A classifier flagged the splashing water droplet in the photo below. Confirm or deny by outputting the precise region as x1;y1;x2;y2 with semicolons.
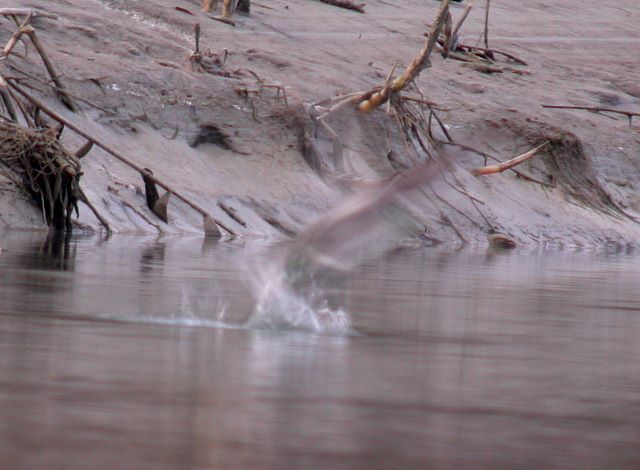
245;260;352;335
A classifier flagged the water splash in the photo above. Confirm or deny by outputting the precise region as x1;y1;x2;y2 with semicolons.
244;256;352;335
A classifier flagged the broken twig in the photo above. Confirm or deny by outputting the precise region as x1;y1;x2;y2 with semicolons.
0;8;59;20
472;141;549;176
542;104;639;125
357;0;451;112
319;0;366;14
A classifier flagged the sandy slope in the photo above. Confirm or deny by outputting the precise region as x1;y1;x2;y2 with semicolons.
0;0;638;245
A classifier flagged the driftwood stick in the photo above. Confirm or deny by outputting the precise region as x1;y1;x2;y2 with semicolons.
441;9;453;57
319;0;366;14
121;200;163;232
209;15;236;26
357;0;450;112
483;0;491;50
21;27;76;111
429;108;453;143
75;140;94;159
0;87;18;121
399;95;444;109
77;186;111;233
2;26;27;58
464;62;503;73
0;75;33;126
452;0;474;42
8;81;230;236
0;8;59;19
542;104;639;125
315;93;364;121
444;141;551;186
2;11;33;59
472;141;549;176
459;43;527;65
8;69;116;114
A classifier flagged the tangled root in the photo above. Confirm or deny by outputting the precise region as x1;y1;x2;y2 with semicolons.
0;119;81;230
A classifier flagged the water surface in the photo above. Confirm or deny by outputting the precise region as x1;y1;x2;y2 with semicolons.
0;231;639;469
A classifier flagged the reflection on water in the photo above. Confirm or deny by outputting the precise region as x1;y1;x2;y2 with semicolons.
0;230;640;469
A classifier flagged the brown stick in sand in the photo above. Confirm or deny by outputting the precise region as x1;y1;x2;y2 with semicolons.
471;141;549;176
542;104;639;125
77;186;111;233
483;0;491;50
319;0;366;14
5;16;76;111
0;8;59;20
356;0;451;112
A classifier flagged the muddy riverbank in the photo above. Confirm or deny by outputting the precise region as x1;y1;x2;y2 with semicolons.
0;0;638;246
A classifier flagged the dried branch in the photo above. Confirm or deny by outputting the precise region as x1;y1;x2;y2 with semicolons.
74;140;93;160
472;141;549;176
0;8;59;20
451;0;475;43
457;43;527;66
319;0;366;14
541;104;639;125
209;14;236;26
0;87;17;121
3;17;76;111
444;141;552;187
483;0;491;50
22;28;76;111
357;0;450;112
77;186;111;233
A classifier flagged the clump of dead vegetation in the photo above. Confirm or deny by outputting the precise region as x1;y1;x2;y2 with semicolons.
0;7;232;236
0;119;80;229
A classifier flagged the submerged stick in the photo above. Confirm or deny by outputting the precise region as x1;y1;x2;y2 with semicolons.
8;81;230;236
472;141;549;176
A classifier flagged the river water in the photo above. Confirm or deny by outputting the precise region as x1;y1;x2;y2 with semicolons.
0;230;639;469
